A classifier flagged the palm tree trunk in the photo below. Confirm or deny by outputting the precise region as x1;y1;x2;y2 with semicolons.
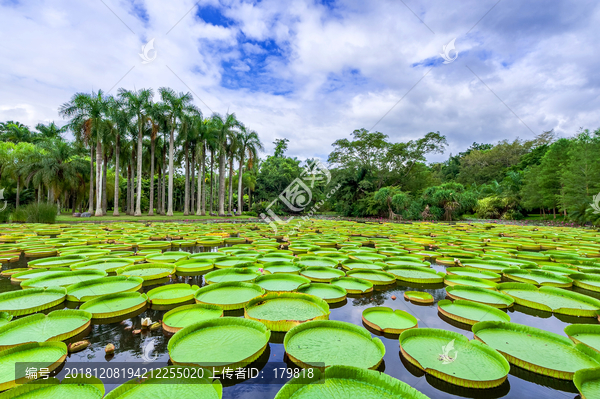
161;155;166;215
228;156;234;214
135;129;143;216
197;144;205;216
149;135;156;216
126;163;131;215
237;154;244;215
89;145;94;213
190;149;196;213
167;128;175;216
183;143;190;216
15;179;20;209
218;149;226;216
113;134;120;216
38;184;41;204
102;152;108;215
209;150;214;215
95;140;103;216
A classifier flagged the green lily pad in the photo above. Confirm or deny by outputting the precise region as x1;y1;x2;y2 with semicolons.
299;266;345;282
175;259;214;275
194;281;265;310
345;270;395;285
119;263;175;280
0;309;91;350
0;287;66;316
10;267;70;283
362;307;418;334
104;366;222;399
0;313;12;328
400;328;510;388
254;274;311;292
204;268;261;284
502;269;573;287
384;266;444;284
574;367;600;399
0;376;104;399
66;276;143;302
262;262;301;274
162;304;223;333
273;365;430;399
21;270;107;289
245;292;330;332
565;324;600;353
145;251;190;263
284;320;385;369
70;258;134;273
570;273;600;292
147;283;199;306
473;321;600;380
297;283;347;303
168;317;270;372
0;342;67;391
341;260;383;271
214;258;255;269
444;275;497;289
445;267;501;282
27;255;86;269
403;291;433;304
437;299;510;326
295;257;338;268
79;292;148;319
498;282;600;317
330;277;373;294
445;286;514;308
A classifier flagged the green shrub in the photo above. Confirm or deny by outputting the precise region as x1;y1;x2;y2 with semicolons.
11;202;57;223
0;204;12;223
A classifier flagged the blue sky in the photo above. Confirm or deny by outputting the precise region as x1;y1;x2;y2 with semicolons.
1;0;599;162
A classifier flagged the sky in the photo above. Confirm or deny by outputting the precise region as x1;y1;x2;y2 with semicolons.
1;0;599;163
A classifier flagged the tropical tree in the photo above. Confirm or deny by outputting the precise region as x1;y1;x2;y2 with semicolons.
146;102;168;216
236;126;263;215
211;113;240;216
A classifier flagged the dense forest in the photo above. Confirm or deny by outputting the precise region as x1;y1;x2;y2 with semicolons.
1;89;599;225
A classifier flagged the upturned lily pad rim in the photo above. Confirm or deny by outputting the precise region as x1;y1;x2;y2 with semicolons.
573;367;600;399
194;281;266;310
80;292;148;318
437;299;511;326
168;317;270;371
570;273;600;292
104;366;222;399
244;291;330;332
0;286;67;316
162;303;224;333
273;365;430;399
284;319;385;370
564;324;600;352
473;320;600;380
399;327;510;388
362;307;418;334
0;309;92;350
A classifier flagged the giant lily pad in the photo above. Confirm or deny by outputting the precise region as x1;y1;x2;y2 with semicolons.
168;317;270;372
330;277;373;294
27;255;86;269
299;266;345;282
79;292;148;319
284;320;385;369
145;251;190;263
204;268;261;284
70;258;134;273
214;258;255;269
445;267;501;282
21;270;107;289
565;324;600;353
66;276;143;302
175;259;214;275
245;292;330;331
473;321;600;379
297;283;347;303
147;283;198;306
194;281;265;310
0;342;67;391
119;263;175;281
362;307;418;334
384;266;444;284
104;366;222;399
498;282;600;317
0;287;66;316
502;268;573;288
0;313;12;328
262;262;302;274
570;273;600;292
403;291;433;304
10;267;70;283
295;257;338;268
445;286;514;309
1;376;104;399
443;275;497;289
0;309;91;350
345;270;395;285
400;328;509;388
341;260;384;271
437;299;510;326
162;304;223;333
273;365;430;399
574;367;600;399
254;274;311;292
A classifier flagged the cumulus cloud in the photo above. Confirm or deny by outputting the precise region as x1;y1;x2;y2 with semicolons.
1;0;599;163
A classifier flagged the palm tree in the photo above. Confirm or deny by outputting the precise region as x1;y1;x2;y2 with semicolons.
59;90;109;215
146;102;168;216
176;110;200;216
119;88;153;216
106;97;132;216
236;127;263;215
211;113;239;216
159;88;195;216
194;116;212;216
35;122;66;141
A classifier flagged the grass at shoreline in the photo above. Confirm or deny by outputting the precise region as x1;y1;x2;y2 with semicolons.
56;212;255;223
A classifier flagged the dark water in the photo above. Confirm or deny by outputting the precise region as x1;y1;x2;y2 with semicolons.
1;248;597;398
